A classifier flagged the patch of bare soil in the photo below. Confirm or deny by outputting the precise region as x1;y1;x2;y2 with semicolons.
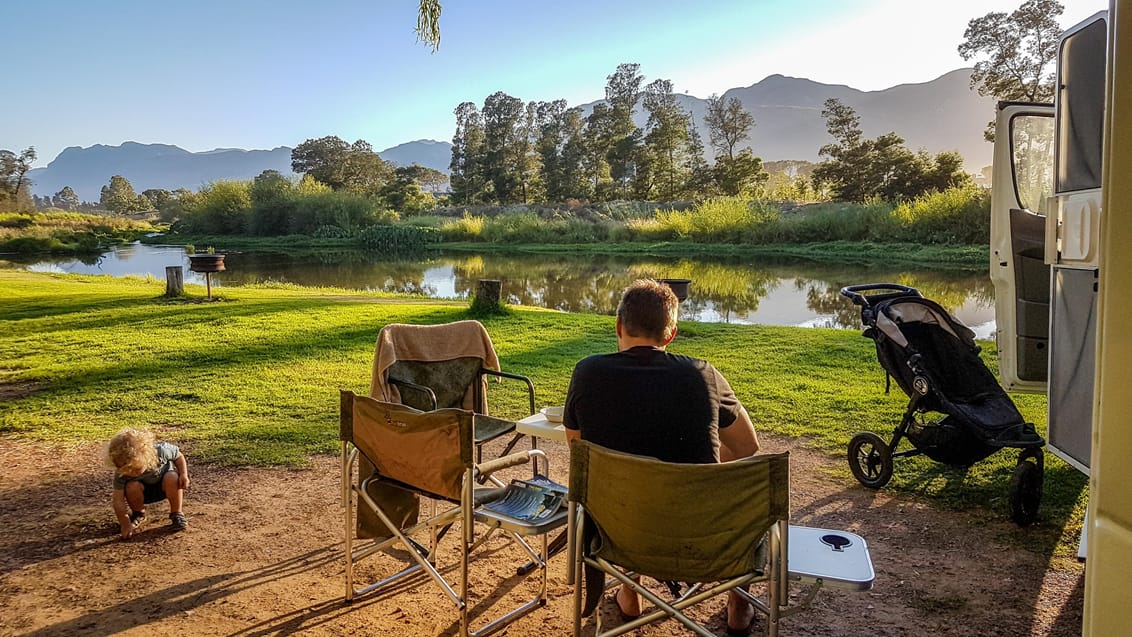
0;434;1083;637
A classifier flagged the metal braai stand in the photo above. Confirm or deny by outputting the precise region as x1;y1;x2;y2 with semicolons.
188;254;226;300
658;278;691;303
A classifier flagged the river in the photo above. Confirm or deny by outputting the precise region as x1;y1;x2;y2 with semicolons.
13;242;996;336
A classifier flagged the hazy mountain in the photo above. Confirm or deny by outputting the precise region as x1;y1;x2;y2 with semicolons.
579;68;994;171
377;139;452;173
29;69;995;200
28;140;453;201
28;143;295;202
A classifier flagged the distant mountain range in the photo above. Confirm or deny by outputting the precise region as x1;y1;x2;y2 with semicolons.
29;69;996;201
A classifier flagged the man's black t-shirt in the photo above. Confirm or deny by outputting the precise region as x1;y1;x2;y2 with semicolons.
563;345;742;464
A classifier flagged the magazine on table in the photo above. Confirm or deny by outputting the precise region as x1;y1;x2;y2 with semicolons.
481;476;567;523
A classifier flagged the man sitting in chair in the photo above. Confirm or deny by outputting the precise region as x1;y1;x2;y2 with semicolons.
564;278;762;635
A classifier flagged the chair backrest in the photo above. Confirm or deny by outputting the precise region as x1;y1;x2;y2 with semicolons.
569;440;789;583
371;320;501;411
343;391;474;502
387;358;484;410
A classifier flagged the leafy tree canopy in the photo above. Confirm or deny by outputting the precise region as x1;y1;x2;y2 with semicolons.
959;0;1062;103
813;99;971;202
99;175;147;214
0;147;36;210
291;136;395;194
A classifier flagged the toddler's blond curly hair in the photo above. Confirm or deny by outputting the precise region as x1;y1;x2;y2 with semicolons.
106;428;158;476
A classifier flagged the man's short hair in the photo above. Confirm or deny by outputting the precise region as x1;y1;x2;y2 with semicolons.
617;279;679;343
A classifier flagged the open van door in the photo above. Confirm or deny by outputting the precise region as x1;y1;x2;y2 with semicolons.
990;103;1055;394
991;13;1107;476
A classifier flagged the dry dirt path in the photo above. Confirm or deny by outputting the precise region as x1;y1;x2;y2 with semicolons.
0;435;1083;636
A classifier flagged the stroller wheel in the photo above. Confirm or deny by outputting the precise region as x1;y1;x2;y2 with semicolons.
1009;452;1044;526
848;432;893;489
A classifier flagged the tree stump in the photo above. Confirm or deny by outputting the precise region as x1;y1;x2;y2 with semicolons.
475;279;502;307
165;266;184;297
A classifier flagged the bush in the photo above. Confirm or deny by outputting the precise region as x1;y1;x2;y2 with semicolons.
355;225;440;251
894;186;990;244
312;225;352;238
773;200;896;243
180;181;252;235
439;213;486;241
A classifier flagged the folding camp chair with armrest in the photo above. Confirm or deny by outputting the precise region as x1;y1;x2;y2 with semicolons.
372;320;536;463
569;441;873;637
340;391;567;637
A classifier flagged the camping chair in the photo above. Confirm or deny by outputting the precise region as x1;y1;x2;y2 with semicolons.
340;391;567;637
371;320;536;464
570;441;793;637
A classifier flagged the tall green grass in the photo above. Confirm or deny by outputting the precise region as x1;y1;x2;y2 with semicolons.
0;210;162;254
428;187;990;248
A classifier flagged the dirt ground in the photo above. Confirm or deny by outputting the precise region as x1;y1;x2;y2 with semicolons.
0;434;1084;637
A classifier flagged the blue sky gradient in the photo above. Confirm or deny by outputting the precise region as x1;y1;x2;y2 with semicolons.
6;0;1104;166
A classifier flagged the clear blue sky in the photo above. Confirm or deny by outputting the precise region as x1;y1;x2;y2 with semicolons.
6;0;1104;167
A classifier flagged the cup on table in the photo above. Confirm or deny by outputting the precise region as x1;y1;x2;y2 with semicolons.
540;406;564;423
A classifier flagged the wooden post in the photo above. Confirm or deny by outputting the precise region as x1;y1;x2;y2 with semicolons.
475;279;502;307
165;266;184;297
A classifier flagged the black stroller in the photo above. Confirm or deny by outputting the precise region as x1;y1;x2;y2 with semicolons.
841;283;1046;526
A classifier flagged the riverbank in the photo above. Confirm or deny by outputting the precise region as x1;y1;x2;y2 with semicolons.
149;233;989;269
0;271;1084;561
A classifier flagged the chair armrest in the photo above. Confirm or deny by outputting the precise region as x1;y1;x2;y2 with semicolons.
479;369;536;415
475;449;548;478
388;378;438;410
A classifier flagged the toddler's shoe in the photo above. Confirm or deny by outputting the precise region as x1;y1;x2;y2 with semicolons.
129;510;146;529
169;512;188;530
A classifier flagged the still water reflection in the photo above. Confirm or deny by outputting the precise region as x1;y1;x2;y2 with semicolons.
15;243;996;335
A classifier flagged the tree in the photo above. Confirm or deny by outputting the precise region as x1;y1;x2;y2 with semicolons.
0;147;36;210
397;164;448;192
141;188;172;210
450;101;488;204
100;175;142;214
959;0;1063;139
704;95;755;161
380;166;436;213
959;0;1062;102
714;151;768;197
704;95;765;195
482;91;526;203
812;99;969;202
291;136;394;193
52;186;81;211
582;103;616;198
639;79;693;200
603;63;644;196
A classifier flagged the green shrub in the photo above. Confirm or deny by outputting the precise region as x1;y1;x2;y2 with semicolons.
439;213;486;241
775;200;896;243
355;225;440;251
894;186;990;244
312;225;352;239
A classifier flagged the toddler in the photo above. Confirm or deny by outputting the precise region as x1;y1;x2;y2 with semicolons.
106;428;190;539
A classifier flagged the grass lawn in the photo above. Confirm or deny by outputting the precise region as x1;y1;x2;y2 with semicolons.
0;270;1087;560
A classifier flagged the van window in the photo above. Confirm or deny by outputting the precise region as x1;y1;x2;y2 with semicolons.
1012;114;1055;213
1056;18;1106;192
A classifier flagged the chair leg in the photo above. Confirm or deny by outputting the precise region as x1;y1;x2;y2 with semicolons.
573;511;585;637
342;442;354;602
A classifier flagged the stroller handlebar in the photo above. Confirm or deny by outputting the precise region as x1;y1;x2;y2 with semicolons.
840;283;922;307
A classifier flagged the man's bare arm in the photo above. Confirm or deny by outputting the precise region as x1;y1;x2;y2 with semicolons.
719;407;759;461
